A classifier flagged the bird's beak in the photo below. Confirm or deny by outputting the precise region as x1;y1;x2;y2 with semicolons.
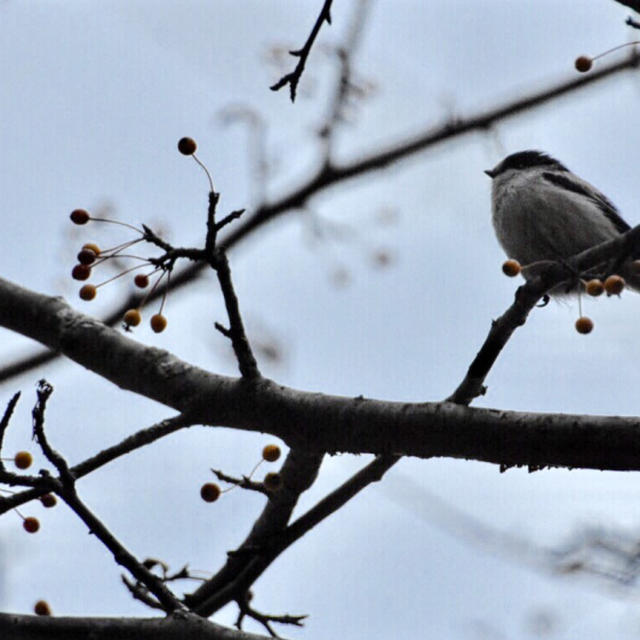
484;169;496;178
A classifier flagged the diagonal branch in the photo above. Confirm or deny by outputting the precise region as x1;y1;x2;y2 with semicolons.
270;0;333;101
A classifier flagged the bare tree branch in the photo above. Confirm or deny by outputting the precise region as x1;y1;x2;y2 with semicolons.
614;0;640;14
0;612;276;640
270;0;333;101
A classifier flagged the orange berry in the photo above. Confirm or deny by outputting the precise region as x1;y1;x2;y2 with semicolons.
263;472;282;491
200;483;221;502
178;137;197;155
262;444;281;462
40;493;57;508
33;600;51;616
575;316;594;335
70;209;90;225
134;274;149;288
150;314;167;333
14;451;32;469
604;274;625;296
77;248;97;265
585;279;604;296
123;309;142;327
79;284;97;301
23;517;40;533
82;243;101;256
575;56;593;73
502;259;521;277
71;264;91;281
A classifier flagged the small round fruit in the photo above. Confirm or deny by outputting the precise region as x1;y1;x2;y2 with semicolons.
200;483;221;503
134;274;149;288
77;248;97;265
82;243;101;255
604;274;625;296
263;472;282;491
123;309;142;327
502;259;521;277
79;284;97;301
585;279;604;297
71;264;91;281
40;494;57;508
575;56;593;73
150;314;167;333
23;517;40;533
631;260;640;275
33;600;51;616
70;209;90;225
262;444;281;462
14;451;32;469
575;316;594;335
178;137;197;155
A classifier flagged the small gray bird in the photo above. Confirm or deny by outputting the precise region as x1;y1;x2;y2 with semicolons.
485;150;635;291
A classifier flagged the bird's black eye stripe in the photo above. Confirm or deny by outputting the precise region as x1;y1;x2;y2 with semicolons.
542;172;630;233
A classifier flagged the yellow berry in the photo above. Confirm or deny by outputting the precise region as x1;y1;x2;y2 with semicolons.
79;284;97;301
70;209;90;225
262;444;281;462
23;516;40;533
178;137;197;155
604;274;625;296
575;56;593;73
502;259;521;277
14;451;32;469
200;483;221;502
585;279;604;297
575;316;594;334
82;243;101;256
33;600;51;616
150;314;167;333
263;472;282;491
123;309;142;327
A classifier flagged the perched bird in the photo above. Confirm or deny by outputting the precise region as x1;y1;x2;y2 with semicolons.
485;150;636;291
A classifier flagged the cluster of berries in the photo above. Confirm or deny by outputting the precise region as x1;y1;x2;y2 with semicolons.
502;259;631;335
200;444;283;503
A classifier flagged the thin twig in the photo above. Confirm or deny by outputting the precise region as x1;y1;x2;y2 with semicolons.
270;0;333;101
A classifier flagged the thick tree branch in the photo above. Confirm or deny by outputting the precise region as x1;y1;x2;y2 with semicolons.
0;612;275;640
1;228;640;472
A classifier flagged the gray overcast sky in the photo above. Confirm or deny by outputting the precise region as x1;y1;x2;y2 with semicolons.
1;1;640;638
